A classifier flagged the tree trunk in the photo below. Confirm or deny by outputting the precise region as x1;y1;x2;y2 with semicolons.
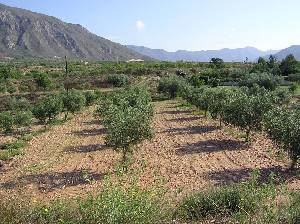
245;129;251;142
290;156;298;170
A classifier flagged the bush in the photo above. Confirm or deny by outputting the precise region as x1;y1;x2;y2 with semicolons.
239;73;282;91
188;74;205;87
176;172;277;222
5;97;32;112
158;74;187;98
61;90;86;120
286;73;300;82
0;177;167;224
33;94;63;124
107;74;129;87
0;112;14;133
14;111;33;128
264;107;300;169
289;83;298;93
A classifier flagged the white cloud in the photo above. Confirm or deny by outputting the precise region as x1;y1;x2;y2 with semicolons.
136;20;145;30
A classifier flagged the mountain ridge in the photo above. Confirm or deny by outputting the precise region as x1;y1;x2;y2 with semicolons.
127;45;279;62
0;3;150;61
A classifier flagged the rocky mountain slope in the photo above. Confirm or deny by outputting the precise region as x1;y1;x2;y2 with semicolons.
0;3;149;61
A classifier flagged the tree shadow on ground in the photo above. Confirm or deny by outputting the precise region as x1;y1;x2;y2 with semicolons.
71;128;106;137
159;110;193;115
0;170;106;192
163;125;218;135
176;139;247;155
205;166;299;186
83;120;102;126
167;116;204;123
65;144;108;153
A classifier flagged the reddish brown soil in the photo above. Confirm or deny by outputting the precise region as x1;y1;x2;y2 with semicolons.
0;100;298;201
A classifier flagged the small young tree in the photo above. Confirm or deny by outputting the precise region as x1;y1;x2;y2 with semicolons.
208;88;235;127
99;86;154;170
84;90;101;106
33;94;63;124
264;107;300;169
61;90;86;120
0;112;14;133
33;72;52;90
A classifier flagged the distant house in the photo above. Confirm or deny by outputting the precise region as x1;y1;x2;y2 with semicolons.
126;59;144;63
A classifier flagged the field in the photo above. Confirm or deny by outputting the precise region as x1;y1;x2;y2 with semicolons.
1;58;300;223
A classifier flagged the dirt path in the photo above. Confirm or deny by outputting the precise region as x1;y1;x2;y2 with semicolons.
0;100;298;201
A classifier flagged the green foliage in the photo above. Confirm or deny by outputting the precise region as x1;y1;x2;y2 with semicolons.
61;90;86;119
33;72;53;90
107;74;129;87
264;107;300;169
0;111;15;133
223;87;275;141
239;73;282;90
210;58;225;69
0;177;167;224
280;54;298;75
188;74;205;87
14;110;33;127
5;97;32;111
286;73;300;82
176;171;278;222
158;74;187;98
99;86;154;166
33;94;63;124
84;90;101;106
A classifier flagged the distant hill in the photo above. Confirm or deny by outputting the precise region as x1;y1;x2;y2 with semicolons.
0;3;150;61
127;45;279;62
273;45;300;60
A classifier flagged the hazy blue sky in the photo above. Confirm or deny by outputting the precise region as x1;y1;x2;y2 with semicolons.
1;0;299;51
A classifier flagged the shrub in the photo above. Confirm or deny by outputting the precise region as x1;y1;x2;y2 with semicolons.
0;112;14;133
289;83;298;93
107;74;129;87
61;90;86;120
158;74;187;98
5;97;32;112
239;73;282;91
176;171;277;222
33;94;63;124
14;111;33;127
286;73;300;82
264;107;300;169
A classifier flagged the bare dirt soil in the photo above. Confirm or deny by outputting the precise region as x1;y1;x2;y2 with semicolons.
0;100;299;201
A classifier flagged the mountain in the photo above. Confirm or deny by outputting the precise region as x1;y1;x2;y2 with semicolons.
0;3;150;61
127;45;279;62
273;45;300;60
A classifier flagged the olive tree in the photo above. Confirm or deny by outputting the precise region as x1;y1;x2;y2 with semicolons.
99;86;154;170
264;107;300;169
33;94;63;124
158;74;187;98
61;90;86;120
223;87;275;142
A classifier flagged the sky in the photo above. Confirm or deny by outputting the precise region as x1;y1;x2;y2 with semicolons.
1;0;300;51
